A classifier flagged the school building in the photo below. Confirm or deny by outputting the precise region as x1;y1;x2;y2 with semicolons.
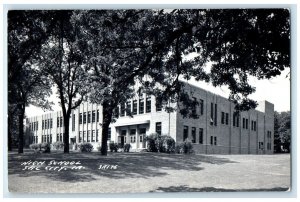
26;82;274;154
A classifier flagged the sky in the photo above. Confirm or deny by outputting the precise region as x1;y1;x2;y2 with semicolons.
25;68;291;118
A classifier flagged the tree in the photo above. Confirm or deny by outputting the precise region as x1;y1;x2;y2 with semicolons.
8;11;56;153
274;111;291;153
73;9;290;155
38;11;88;153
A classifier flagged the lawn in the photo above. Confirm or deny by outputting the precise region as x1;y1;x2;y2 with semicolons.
7;150;290;193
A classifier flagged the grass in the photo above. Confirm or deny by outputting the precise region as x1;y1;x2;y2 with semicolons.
7;149;290;193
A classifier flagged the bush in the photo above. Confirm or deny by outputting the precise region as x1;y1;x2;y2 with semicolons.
109;142;119;152
176;139;194;154
52;141;64;150
124;143;131;152
29;143;41;152
145;133;159;152
41;142;51;153
162;135;176;153
145;133;175;153
78;142;93;152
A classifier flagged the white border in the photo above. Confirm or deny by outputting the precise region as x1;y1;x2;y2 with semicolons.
1;1;298;201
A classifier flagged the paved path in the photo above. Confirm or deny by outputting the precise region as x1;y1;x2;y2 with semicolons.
7;152;290;193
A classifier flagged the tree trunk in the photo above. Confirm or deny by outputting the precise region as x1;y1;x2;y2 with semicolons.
100;101;113;156
18;104;25;154
63;114;70;153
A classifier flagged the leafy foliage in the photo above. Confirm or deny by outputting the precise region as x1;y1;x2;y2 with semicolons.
145;133;175;153
78;142;93;152
52;141;65;150
175;139;194;154
274;111;291;153
109;142;119;152
124;143;131;152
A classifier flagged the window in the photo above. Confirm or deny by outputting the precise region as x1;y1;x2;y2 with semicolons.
221;112;225;124
139;94;144;114
60;133;63;142
192;97;197;115
199;99;204;115
214;137;217;145
57;117;59;127
225;113;229;125
246;119;248;129
243;118;245;129
146;95;151;113
87;130;90;142
210;103;214;125
72;114;75;131
108;128;111;140
214;104;217;126
47;135;49;143
120;103;125;117
42;120;44;129
156;98;162;112
130;129;136;143
199;128;203;144
79;113;82;124
133;100;137;115
60;117;63;127
191;127;196;143
96;130;99;142
36;121;38;130
79;131;82;143
92;130;95;142
92;110;96;122
83;131;86;142
88;111;91;123
50;118;52;128
50;134;52;143
126;101;132;115
45;120;48;129
57;134;59;142
259;142;264;150
156;122;162;135
183;126;189;141
83;112;86;124
97;110;99;122
210;136;213;145
139;135;143;143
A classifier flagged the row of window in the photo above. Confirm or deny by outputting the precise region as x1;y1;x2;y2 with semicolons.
79;110;100;124
29;121;38;131
42;119;53;129
183;126;204;144
57;117;63;127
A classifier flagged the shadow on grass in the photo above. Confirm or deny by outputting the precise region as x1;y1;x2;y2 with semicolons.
150;185;290;192
8;149;237;183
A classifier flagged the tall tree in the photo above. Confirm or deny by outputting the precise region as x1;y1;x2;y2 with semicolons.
38;11;88;153
74;9;290;155
8;11;55;153
274;111;291;153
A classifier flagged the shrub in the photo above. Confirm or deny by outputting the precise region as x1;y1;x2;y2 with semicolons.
52;141;64;150
109;142;119;152
78;142;93;152
41;142;51;153
124;143;131;152
162;135;176;153
145;133;175;153
145;133;159;152
181;138;194;154
29;143;41;152
175;144;183;154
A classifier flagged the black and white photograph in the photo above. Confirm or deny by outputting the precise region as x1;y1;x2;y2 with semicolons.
5;6;292;196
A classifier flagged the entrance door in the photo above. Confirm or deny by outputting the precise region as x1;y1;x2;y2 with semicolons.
120;130;126;147
139;128;146;148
